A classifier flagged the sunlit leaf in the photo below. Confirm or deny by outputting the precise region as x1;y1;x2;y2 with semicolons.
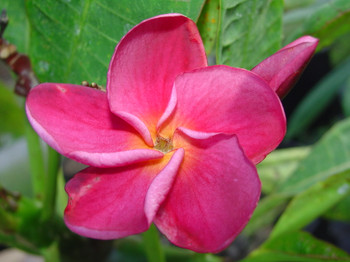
216;0;283;69
26;0;205;85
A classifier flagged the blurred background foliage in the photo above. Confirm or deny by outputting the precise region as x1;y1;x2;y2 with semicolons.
0;0;350;261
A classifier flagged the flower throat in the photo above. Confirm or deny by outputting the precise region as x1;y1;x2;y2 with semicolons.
154;136;173;153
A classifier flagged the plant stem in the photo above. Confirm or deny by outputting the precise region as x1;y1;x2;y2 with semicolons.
41;241;61;262
142;224;166;262
25;120;45;200
41;147;61;222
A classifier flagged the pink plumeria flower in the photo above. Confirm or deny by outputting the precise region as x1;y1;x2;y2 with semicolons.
26;14;316;253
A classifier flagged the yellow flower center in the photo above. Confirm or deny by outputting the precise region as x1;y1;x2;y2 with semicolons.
154;136;173;153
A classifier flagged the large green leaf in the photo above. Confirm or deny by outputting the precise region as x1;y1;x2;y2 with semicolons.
26;0;205;85
285;0;350;50
279;118;350;195
271;171;350;238
286;57;350;139
242;231;350;262
2;0;29;53
216;0;283;69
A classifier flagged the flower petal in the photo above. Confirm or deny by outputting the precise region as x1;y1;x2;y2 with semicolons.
144;148;184;224
252;36;318;98
154;129;261;253
26;83;163;167
64;150;181;239
107;14;207;140
159;65;286;164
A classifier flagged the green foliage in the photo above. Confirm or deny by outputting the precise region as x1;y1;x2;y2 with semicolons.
257;147;310;194
286;58;350;139
0;82;25;140
1;0;29;53
242;231;350;262
330;33;350;65
244;193;288;236
197;0;220;56
342;78;350;117
216;0;283;69
280;118;350;195
25;0;205;85
285;0;350;50
272;171;350;238
324;194;350;222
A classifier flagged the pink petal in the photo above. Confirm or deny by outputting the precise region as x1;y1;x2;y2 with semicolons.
107;14;207;140
252;36;318;98
64;150;183;239
144;148;184;223
159;66;286;164
26;83;163;167
154;129;261;253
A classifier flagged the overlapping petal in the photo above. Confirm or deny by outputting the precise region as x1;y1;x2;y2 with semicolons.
26;83;163;167
107;14;207;142
64;150;183;239
252;36;318;98
154;129;261;253
158;66;286;164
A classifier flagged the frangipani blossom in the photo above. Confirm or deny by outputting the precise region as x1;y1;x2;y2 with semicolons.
25;14;315;253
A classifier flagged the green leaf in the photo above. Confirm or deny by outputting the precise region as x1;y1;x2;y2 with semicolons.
243;194;288;236
242;231;350;262
284;0;315;11
286;57;350;139
26;0;205;85
285;0;350;50
216;0;283;69
0;195;42;254
283;1;320;39
324;194;350;222
197;0;221;56
342;78;350;117
0;82;25;140
2;0;29;53
257;146;310;194
329;33;350;65
279;118;350;195
271;171;350;238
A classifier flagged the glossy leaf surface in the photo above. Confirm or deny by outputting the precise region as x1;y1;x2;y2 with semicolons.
26;0;205;84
